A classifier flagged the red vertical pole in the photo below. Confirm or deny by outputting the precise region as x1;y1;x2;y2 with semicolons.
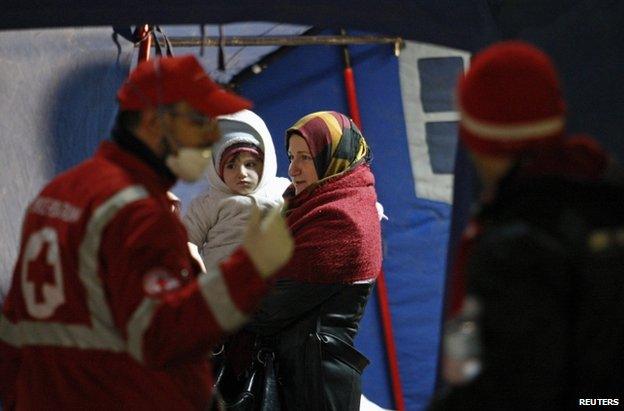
136;25;152;63
343;67;362;128
375;270;406;411
341;31;406;411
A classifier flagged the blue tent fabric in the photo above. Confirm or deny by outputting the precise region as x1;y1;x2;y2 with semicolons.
0;28;133;302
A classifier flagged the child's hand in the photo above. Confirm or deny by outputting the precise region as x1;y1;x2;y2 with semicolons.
242;205;293;278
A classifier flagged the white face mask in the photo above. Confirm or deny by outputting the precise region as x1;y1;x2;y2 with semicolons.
165;147;213;182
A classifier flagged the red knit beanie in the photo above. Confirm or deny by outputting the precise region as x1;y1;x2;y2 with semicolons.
218;143;263;177
458;41;566;157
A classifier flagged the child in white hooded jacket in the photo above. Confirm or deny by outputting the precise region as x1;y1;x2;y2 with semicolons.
184;110;290;269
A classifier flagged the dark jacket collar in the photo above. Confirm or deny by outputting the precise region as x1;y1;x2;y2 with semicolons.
111;124;177;185
98;126;177;193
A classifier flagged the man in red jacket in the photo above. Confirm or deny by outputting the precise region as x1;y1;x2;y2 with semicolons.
0;55;293;410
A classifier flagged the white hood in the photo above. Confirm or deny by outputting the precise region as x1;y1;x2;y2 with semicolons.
205;109;281;196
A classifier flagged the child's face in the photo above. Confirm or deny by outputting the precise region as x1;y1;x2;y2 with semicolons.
222;152;263;195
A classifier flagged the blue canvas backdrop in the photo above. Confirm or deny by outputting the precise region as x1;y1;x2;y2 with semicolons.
0;27;134;301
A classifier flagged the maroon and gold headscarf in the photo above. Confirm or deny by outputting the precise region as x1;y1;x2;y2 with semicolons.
286;111;370;180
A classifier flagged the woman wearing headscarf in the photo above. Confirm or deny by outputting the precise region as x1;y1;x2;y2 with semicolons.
220;111;382;410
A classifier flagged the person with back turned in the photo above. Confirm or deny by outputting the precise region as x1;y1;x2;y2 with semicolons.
431;41;624;410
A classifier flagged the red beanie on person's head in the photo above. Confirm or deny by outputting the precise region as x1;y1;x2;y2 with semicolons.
457;41;566;157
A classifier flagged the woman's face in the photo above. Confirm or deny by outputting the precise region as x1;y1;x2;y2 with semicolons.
288;134;319;194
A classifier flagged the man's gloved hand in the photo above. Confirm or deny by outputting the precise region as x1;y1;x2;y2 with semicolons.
242;205;294;278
